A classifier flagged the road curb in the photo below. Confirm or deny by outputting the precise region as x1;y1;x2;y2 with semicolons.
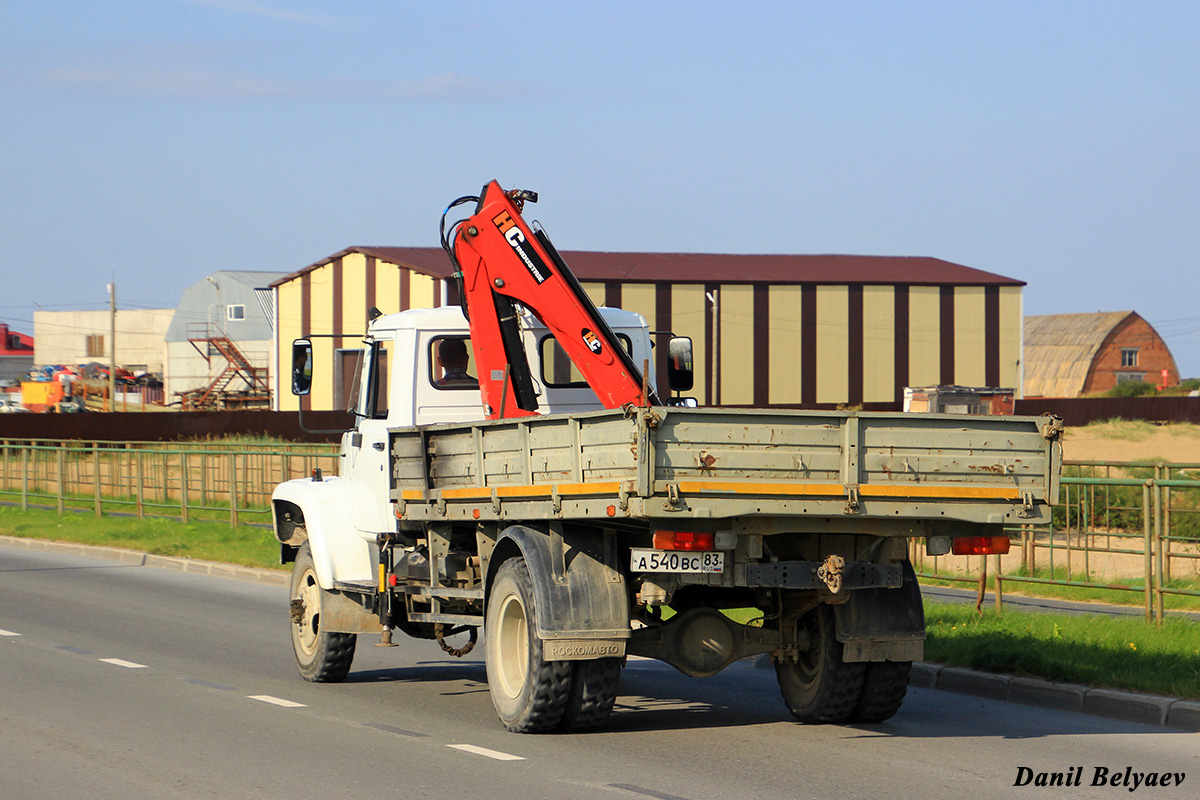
5;534;1197;731
0;535;289;586
921;664;1199;732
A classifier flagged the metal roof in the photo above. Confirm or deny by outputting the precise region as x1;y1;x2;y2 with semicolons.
269;246;1024;288
1022;311;1135;397
166;270;290;342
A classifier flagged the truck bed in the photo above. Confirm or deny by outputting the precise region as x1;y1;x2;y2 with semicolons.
390;407;1062;527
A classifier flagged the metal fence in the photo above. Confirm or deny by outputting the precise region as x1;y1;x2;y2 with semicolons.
0;439;339;527
911;460;1200;625
3;439;1198;624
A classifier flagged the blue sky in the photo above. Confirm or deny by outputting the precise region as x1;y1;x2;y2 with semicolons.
3;1;1199;378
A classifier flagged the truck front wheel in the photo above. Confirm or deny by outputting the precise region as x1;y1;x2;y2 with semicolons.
289;542;356;682
485;557;571;732
775;605;865;723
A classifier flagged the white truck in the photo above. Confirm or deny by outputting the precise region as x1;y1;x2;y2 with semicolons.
272;182;1063;732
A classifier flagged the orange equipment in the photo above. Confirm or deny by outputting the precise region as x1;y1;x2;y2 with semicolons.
442;180;659;419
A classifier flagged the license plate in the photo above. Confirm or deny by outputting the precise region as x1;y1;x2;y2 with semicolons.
629;549;724;574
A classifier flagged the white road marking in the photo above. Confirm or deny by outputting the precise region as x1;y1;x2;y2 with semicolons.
247;695;306;708
446;744;525;761
0;629;20;636
99;658;148;669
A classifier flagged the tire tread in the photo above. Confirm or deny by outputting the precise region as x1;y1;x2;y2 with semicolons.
851;660;911;723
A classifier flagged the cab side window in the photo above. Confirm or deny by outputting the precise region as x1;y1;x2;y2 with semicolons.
429;336;478;390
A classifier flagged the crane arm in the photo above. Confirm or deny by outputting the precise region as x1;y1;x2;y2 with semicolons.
444;180;658;419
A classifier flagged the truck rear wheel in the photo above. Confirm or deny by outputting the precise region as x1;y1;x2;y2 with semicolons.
775;605;865;723
851;660;912;723
290;543;356;682
561;658;622;730
485;557;571;732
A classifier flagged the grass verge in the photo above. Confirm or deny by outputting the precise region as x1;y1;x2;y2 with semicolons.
0;505;282;571
924;602;1200;700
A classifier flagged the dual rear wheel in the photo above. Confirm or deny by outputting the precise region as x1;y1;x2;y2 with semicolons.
775;605;912;725
485;556;622;732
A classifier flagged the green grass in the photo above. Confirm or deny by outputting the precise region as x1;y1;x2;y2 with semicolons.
923;602;1200;700
0;505;283;571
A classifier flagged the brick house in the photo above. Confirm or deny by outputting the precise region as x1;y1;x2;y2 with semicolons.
1023;311;1180;397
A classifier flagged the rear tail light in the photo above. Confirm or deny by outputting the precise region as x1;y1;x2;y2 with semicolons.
652;531;714;551
951;536;1011;556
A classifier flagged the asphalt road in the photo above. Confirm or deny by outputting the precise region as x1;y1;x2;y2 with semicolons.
2;544;1197;800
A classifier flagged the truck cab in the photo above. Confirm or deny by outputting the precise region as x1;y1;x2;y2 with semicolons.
277;303;656;584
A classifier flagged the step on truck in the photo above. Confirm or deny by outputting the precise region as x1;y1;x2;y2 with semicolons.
273;181;1063;732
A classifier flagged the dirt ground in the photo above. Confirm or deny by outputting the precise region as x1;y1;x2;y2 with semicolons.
1062;421;1200;464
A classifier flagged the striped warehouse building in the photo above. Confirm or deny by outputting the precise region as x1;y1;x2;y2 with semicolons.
270;247;1024;412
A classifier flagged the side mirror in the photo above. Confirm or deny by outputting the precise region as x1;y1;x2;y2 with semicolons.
291;339;313;396
666;336;694;392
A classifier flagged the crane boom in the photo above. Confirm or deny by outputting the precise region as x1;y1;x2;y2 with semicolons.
446;180;659;419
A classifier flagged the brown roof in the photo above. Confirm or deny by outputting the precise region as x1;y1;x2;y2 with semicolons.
270;246;1024;288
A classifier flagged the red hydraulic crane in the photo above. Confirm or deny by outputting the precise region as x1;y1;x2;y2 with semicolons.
442;180;661;419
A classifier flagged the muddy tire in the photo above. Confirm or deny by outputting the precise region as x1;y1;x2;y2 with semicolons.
289;543;356;682
561;658;622;731
775;605;865;723
851;660;912;723
485;557;571;732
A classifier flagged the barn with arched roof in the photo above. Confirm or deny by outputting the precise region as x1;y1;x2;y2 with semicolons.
1023;311;1180;397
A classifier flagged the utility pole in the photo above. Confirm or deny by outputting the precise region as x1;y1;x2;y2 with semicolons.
107;281;116;411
